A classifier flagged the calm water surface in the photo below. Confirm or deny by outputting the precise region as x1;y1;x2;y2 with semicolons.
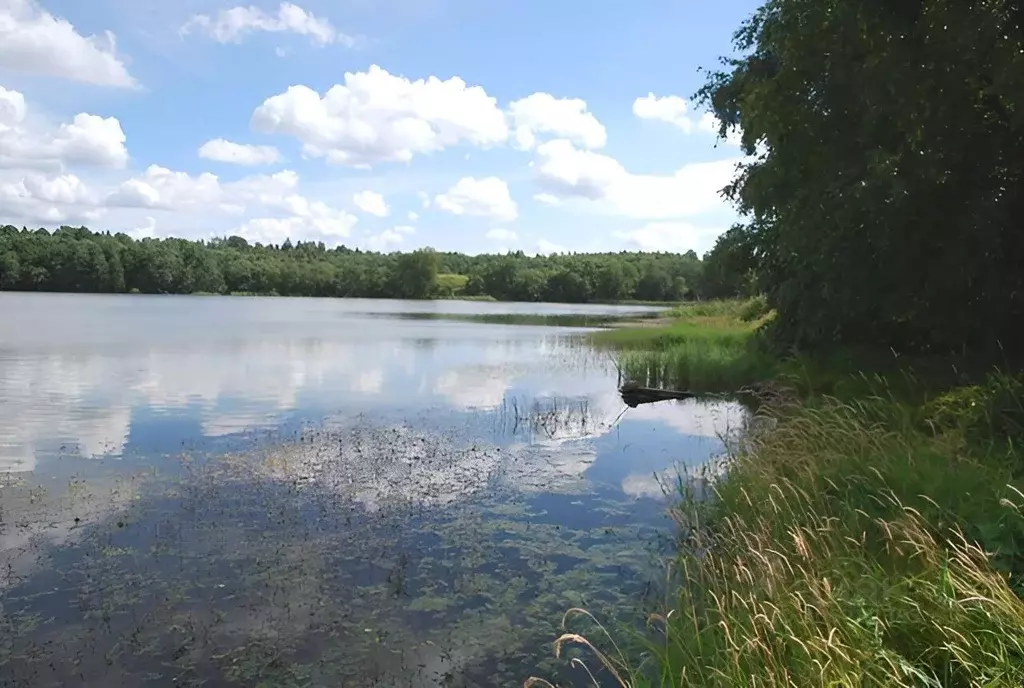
0;293;744;687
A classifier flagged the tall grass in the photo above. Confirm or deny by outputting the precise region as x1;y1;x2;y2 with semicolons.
651;394;1024;686
616;339;775;394
594;297;776;394
667;298;766;321
535;387;1024;686
539;297;1024;686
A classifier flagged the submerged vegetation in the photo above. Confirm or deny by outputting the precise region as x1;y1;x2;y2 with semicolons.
0;412;680;686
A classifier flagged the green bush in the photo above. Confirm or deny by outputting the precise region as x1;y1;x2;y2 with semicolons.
737;294;770;322
926;373;1024;448
434;273;469;298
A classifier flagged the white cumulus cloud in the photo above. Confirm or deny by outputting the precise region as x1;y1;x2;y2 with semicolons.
0;85;26;129
633;93;740;146
434;176;517;221
508;92;606;150
0;172;97;223
182;2;352;47
533;139;624;201
533;138;740;220
199;138;281;166
353;190;389;217
131;216;157;238
485;228;517;242
52;113;128;167
237;210;356;246
536;239;568;255
365;225;413;252
108;165;222;209
0;0;137;87
251;65;509;167
0;86;128;170
0;140;360;246
107;167;309;215
2;172;92;204
613;221;726;255
234;178;358;246
633;93;695;131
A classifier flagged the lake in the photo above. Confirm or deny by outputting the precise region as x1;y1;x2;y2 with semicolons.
0;293;745;687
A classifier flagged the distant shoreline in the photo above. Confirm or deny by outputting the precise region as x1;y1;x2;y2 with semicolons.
0;288;678;310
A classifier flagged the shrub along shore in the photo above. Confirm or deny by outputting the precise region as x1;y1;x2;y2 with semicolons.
534;300;1024;686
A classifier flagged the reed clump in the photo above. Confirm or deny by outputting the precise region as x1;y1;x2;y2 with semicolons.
594;298;777;394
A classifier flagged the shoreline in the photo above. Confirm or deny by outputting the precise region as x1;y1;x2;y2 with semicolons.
550;298;1024;685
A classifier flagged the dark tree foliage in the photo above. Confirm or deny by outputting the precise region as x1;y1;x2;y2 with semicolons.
701;225;758;300
391;249;441;299
0;225;709;303
698;0;1024;353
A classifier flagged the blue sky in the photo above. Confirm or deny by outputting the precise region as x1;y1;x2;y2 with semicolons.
0;0;757;255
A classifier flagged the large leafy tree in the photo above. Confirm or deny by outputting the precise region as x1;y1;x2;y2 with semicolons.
699;225;758;300
699;0;1024;353
391;249;440;299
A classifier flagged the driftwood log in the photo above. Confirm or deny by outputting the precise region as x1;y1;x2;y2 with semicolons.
619;382;696;408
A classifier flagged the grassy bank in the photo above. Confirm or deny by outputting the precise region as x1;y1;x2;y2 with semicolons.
550;300;1024;686
594;298;777;394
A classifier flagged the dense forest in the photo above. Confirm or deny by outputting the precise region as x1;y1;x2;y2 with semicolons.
697;0;1024;355
0;224;746;303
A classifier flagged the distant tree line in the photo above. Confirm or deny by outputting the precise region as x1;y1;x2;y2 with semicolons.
0;224;746;303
